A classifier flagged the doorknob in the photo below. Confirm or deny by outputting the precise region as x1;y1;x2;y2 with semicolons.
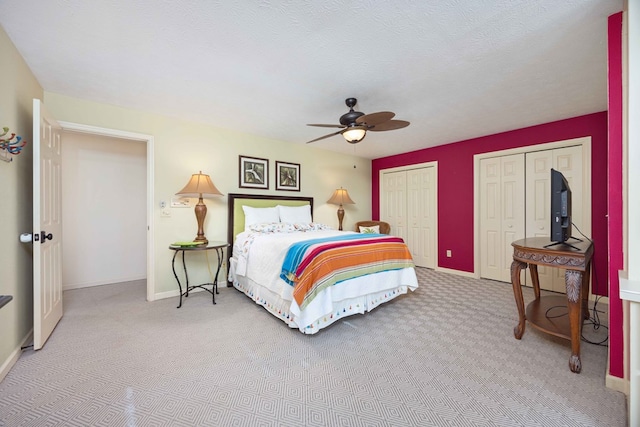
32;231;53;243
19;233;32;243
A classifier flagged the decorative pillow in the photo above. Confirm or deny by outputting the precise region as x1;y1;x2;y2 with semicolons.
359;225;380;234
307;222;332;231
248;222;296;233
277;204;312;224
290;222;332;231
247;222;332;233
242;206;280;230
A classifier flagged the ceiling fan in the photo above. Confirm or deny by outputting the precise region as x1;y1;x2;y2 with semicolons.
306;98;410;144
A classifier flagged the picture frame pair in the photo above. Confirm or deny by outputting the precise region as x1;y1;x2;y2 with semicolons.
239;155;300;192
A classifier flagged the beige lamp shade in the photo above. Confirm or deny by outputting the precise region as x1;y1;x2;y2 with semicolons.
327;187;355;231
176;171;223;243
176;171;223;197
327;187;355;206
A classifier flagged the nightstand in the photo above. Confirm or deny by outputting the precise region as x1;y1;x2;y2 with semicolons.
169;241;230;308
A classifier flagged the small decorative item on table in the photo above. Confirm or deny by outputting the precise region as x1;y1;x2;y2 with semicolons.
170;241;207;248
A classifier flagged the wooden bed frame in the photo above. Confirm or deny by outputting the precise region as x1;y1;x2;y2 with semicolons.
226;193;314;284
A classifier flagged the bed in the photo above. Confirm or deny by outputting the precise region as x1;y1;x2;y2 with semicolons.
226;193;419;334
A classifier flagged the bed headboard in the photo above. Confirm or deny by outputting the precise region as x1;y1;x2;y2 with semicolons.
226;192;314;250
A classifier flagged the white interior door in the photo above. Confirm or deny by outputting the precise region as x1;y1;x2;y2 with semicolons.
381;171;407;242
407;167;436;268
479;154;525;282
550;145;585;292
500;155;526;281
525;150;555;288
525;145;584;293
33;99;63;350
480;157;502;281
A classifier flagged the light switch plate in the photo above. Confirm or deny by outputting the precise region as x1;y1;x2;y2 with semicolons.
171;197;192;208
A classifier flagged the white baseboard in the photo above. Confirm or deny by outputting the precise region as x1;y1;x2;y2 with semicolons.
63;275;146;291
154;289;180;301
606;373;629;395
0;330;32;383
435;266;477;279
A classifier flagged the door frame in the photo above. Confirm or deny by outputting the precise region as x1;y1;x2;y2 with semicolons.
58;121;156;301
473;136;592;279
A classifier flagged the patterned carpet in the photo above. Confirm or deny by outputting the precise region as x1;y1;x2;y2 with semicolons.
0;268;627;426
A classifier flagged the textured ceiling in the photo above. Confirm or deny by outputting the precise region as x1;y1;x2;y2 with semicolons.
0;0;622;159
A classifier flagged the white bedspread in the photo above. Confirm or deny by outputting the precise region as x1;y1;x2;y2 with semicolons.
229;229;419;333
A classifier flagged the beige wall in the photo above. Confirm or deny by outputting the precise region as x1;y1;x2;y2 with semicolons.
0;26;43;379
43;92;372;297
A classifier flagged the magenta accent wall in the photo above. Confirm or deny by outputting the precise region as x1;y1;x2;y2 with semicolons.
372;112;609;296
607;11;624;380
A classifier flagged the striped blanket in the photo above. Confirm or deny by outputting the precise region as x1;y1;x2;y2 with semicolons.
280;234;415;310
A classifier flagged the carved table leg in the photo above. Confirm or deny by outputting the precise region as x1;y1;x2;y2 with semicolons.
566;269;583;373
581;262;592;320
530;264;540;300
511;260;528;339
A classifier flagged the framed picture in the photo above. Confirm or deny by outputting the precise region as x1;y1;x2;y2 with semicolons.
276;161;300;192
239;156;269;189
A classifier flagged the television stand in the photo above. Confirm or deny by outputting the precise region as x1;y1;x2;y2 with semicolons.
543;236;583;251
510;237;593;373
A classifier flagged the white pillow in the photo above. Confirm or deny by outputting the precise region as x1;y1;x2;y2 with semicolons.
359;225;380;234
277;204;312;224
242;206;280;230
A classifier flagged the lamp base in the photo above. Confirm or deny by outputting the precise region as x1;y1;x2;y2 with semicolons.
337;206;345;231
194;197;208;244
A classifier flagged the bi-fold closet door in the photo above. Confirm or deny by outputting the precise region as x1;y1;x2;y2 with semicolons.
479;145;585;293
524;145;585;293
381;166;436;269
479;154;526;283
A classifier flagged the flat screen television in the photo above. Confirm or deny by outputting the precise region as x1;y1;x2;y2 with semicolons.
550;168;572;243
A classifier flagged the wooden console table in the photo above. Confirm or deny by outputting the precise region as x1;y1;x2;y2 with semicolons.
510;237;593;373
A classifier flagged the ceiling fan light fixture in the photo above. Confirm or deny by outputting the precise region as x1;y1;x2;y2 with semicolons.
305;97;409;145
343;126;366;144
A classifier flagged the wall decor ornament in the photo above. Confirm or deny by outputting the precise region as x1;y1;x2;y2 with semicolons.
276;161;300;191
0;126;27;162
239;155;269;189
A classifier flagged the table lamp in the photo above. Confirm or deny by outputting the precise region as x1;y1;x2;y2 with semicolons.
176;171;223;244
327;187;355;231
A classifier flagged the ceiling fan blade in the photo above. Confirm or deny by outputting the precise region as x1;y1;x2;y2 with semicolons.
356;111;395;126
305;129;345;144
369;120;410;131
307;123;346;128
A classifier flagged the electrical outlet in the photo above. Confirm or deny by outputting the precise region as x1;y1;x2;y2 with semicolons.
446;250;452;258
161;208;171;218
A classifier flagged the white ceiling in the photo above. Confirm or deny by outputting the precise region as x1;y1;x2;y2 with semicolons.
0;0;623;159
